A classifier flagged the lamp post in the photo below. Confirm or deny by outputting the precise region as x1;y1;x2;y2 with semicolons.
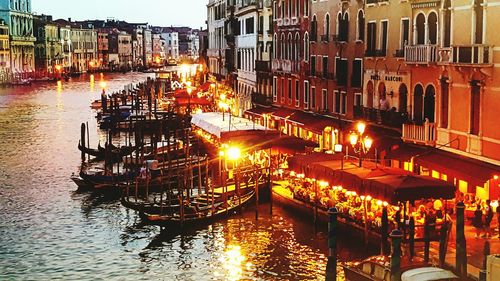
349;122;373;167
187;86;192;114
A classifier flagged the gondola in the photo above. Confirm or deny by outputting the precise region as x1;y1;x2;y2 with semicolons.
71;169;137;189
139;190;255;227
78;141;142;160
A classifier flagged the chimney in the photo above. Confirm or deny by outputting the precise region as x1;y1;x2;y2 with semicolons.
68;17;71;22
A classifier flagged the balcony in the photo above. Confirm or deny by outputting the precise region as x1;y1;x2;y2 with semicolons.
402;121;436;146
451;45;492;65
354;106;408;129
404;45;438;64
255;60;270;72
437;47;452;64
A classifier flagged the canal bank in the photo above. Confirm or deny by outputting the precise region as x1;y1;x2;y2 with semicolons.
0;73;373;280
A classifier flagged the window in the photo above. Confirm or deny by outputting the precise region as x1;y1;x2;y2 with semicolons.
304;32;309;61
428;12;438;44
322;89;328;111
311;15;317;42
273;1;278;20
380;21;388;55
470;81;481;135
474;0;484;44
335;58;348;86
441;79;449;128
310;55;316;76
304;0;309;17
443;0;451;47
339;13;349;41
288;79;292;100
311;86;316;109
401;19;410;49
415;13;425;44
356;10;365;42
341;92;347;115
322;56;328;78
246;17;255;34
324;14;330;38
351;59;362;88
304;80;310;109
295;79;300;107
273;33;278;59
273;76;277;102
258;16;264;34
334;91;340;113
367;22;377;53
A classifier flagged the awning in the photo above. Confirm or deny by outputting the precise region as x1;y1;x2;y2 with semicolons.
244;106;278;117
288;111;339;134
287;154;455;203
191;112;267;138
175;97;211;106
271;107;297;120
220;130;318;154
385;143;500;187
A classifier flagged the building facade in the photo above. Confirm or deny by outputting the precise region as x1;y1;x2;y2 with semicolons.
0;0;35;74
0;22;9;81
207;0;228;79
118;31;132;68
162;31;179;61
33;15;62;75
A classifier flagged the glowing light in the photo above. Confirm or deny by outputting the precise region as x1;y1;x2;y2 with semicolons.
220;93;226;101
99;81;107;89
360;195;365;200
226;146;241;161
494;175;499;180
334;143;343;153
290;171;296;177
356;122;366;135
383;201;388;207
319;181;329;188
219;150;225;157
364;137;373;150
377;200;383;206
349;132;358;146
366;195;372;201
55;64;62;71
89;61;94;67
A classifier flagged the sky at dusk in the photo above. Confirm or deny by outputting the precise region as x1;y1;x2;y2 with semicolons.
32;0;207;28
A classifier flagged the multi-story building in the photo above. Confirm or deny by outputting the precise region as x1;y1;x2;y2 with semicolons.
162;30;179;61
70;24;97;73
143;28;153;67
54;20;72;73
33;15;62;75
253;0;273;109
0;21;9;81
118;31;132;68
152;32;162;65
97;31;109;70
309;0;364;126
130;26;144;68
362;0;411;129
233;0;259;116
207;0;228;79
0;0;35;74
361;0;500;200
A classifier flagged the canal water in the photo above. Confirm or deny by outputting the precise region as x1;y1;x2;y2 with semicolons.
0;73;374;280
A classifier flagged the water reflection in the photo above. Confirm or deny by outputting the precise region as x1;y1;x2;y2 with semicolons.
0;73;372;280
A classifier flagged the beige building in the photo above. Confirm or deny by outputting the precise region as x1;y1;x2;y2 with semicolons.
0;22;9;81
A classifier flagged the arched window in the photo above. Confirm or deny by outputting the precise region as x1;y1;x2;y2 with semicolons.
357;10;365;41
273;33;278;59
428;12;438;44
287;33;292;60
324;14;330;38
294;32;300;61
311;15;317;42
304;32;309;62
415;13;425;44
340;13;349;42
280;33;285;59
413;84;424;122
424;85;436;122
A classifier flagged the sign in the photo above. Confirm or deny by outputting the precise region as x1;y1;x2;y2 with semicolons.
370;74;404;82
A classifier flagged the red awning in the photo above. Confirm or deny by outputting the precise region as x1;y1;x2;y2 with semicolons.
288;111;339;134
271;107;296;119
175;97;211;106
244;106;278;117
385;143;500;187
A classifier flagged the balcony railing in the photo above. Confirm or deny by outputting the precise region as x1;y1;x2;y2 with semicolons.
354;106;408;129
404;44;438;64
451;44;492;65
271;59;281;71
402;120;436;146
437;47;452;63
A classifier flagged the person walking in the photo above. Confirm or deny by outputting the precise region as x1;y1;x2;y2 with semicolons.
473;205;483;238
484;200;494;238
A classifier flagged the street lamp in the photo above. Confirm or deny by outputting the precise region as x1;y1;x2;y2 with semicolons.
349;121;373;167
187;86;192;114
219;100;229;121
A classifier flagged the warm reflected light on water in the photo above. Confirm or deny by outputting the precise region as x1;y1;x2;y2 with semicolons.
220;245;247;281
56;80;63;94
90;74;95;92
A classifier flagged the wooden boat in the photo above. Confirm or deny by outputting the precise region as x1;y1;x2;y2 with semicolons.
78;141;142;160
343;255;458;281
71;169;136;189
139;190;255;227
